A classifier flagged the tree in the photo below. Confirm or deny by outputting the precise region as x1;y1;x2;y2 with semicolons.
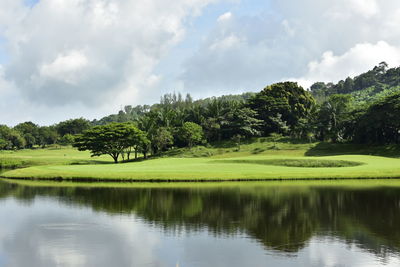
248;82;315;135
58;134;75;146
231;134;243;151
38;126;58;147
121;127;149;160
353;92;400;144
0;125;12;150
56;118;91;136
14;121;40;148
316;94;352;142
221;107;262;139
74;123;148;163
152;127;174;154
0;125;26;150
8;131;26;149
0;138;7;150
180;122;203;148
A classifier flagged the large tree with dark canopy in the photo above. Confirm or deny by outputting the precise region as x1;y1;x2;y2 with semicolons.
248;82;315;135
74;123;149;163
353;92;400;144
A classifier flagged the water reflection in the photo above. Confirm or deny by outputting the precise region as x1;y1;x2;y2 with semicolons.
0;180;400;267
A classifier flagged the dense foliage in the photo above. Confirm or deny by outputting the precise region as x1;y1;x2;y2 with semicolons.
2;63;400;160
73;123;148;163
248;82;315;135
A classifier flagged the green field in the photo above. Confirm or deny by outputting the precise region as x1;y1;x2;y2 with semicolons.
1;140;400;182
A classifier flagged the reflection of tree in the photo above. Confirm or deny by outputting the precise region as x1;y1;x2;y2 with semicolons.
0;181;400;256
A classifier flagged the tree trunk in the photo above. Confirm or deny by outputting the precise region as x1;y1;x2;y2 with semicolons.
110;153;119;163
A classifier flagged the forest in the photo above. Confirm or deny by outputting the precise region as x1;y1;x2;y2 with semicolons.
1;62;400;161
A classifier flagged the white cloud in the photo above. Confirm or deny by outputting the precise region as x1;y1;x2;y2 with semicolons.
217;12;232;23
348;0;379;18
327;0;379;20
181;0;400;95
39;50;88;85
209;34;243;51
294;41;400;88
0;0;219;125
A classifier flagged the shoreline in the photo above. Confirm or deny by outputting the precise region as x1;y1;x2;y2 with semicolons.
2;175;400;183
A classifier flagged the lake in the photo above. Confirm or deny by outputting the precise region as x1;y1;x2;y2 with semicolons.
0;179;399;267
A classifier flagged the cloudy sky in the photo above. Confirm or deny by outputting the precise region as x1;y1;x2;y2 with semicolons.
1;0;400;126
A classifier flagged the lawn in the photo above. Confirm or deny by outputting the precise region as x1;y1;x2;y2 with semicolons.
2;154;400;181
1;141;400;182
0;146;109;167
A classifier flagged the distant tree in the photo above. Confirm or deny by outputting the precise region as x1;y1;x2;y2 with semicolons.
0;125;12;150
152;127;174;154
8;131;26;149
316;94;352;142
0;125;26;150
56;118;91;136
202;117;221;142
269;113;290;136
180;122;204;148
0;138;7;150
353;92;400;144
14;121;40;148
342;77;354;94
38;126;58;147
57;134;75;146
221;107;262;139
23;133;36;148
231;134;243;151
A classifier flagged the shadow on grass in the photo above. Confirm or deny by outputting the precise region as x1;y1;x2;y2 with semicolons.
70;156;157;165
305;142;400;158
210;158;364;168
69;160;114;165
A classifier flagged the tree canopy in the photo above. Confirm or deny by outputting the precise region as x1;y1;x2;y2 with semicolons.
74;123;149;163
248;82;315;135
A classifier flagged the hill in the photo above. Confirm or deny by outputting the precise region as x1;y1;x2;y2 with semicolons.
310;62;400;104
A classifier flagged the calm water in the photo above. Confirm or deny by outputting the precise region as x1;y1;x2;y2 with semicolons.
0;179;400;267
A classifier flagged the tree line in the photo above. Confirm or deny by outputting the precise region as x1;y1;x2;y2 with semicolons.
1;63;400;162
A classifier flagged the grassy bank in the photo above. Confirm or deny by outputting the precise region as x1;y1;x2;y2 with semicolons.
1;140;400;182
0;158;28;169
4;178;400;190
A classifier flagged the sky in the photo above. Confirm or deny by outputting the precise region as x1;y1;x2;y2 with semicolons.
1;0;400;126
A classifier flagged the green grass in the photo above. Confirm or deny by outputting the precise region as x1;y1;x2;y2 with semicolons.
0;158;28;169
0;146;109;167
1;140;400;182
2;154;400;181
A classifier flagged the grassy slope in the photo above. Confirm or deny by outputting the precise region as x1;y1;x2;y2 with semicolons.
0;146;109;167
1;139;400;181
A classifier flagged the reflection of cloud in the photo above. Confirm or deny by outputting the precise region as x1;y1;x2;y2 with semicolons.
0;198;161;267
0;191;400;267
38;244;86;267
307;237;400;267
